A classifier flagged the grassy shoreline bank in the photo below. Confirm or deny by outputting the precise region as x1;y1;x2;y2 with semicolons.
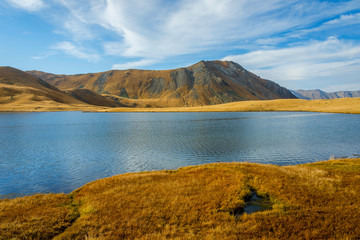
1;158;360;239
98;98;360;114
0;98;359;114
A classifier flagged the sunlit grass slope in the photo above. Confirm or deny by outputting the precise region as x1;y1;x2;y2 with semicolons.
102;97;360;114
0;102;103;112
1;158;360;239
1;97;360;114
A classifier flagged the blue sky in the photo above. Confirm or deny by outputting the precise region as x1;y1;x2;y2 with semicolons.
1;0;360;91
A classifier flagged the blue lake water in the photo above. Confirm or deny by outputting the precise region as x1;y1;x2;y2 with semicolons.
0;111;359;197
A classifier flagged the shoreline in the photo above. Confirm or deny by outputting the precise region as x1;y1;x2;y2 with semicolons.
0;98;360;114
2;155;359;199
1;158;360;239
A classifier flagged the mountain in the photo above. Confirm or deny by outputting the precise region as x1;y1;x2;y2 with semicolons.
28;60;296;107
0;66;83;105
292;89;360;100
0;67;127;108
65;88;124;107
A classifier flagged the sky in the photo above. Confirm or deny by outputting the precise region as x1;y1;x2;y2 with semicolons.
1;0;360;91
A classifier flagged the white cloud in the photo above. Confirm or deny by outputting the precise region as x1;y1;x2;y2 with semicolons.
325;12;360;26
223;37;360;90
287;12;360;39
6;0;44;11
62;18;94;41
104;41;129;56
7;0;360;85
50;0;360;69
112;58;160;70
52;41;100;62
32;52;55;60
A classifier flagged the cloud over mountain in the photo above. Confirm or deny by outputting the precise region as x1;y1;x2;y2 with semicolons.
2;0;360;91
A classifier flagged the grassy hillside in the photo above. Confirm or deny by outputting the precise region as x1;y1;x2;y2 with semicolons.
1;158;360;239
1;97;360;114
0;67;84;106
99;97;360;114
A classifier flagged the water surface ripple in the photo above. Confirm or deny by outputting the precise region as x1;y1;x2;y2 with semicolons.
0;111;359;196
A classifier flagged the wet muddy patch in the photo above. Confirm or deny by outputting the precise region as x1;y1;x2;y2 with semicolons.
243;190;273;214
232;189;273;217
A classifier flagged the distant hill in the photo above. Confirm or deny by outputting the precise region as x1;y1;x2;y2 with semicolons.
292;89;360;100
0;66;83;105
28;60;296;107
0;67;126;107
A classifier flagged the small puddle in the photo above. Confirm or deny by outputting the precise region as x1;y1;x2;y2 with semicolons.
243;190;273;214
233;190;273;217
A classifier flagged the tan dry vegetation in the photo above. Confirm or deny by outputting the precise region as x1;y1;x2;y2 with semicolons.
0;67;84;106
1;158;360;239
0;101;102;112
99;97;360;114
0;194;78;239
3;97;359;114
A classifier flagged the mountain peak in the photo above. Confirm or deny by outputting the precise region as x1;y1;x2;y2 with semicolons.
27;60;296;107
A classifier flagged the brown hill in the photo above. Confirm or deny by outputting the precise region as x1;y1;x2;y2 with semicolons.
0;67;126;108
65;89;124;107
0;67;84;105
28;60;296;107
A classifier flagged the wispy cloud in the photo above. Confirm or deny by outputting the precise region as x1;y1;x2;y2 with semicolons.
223;37;360;90
6;0;44;11
4;0;360;88
52;41;100;62
32;52;55;60
52;0;360;69
112;58;160;70
325;12;360;26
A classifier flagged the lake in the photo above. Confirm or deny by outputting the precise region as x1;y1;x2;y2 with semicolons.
0;111;359;197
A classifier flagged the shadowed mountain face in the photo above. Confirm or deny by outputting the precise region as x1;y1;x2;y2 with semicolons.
28;61;296;107
292;89;360;100
65;88;125;107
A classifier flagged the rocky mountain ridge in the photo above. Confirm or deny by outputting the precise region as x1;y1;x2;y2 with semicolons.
28;60;296;107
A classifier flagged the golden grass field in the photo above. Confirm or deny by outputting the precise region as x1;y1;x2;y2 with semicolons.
1;97;359;114
1;158;360;239
100;97;360;114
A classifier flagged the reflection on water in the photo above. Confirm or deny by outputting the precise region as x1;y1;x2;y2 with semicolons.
0;111;359;196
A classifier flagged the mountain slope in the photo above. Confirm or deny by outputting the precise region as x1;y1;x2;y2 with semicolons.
29;61;296;107
0;67;84;105
65;89;124;107
0;67;127;108
292;89;360;100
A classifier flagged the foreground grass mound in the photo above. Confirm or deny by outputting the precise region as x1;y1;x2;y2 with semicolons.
1;158;360;239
